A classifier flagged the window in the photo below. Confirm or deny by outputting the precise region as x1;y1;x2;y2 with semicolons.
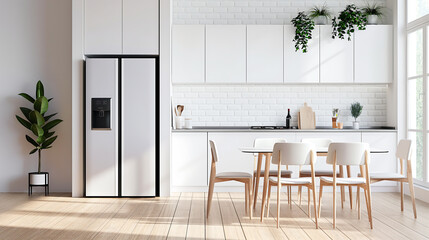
408;0;429;23
407;2;429;185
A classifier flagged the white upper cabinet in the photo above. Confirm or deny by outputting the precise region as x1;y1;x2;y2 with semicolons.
85;0;122;54
320;26;354;83
206;25;246;83
172;25;205;83
247;25;283;83
284;25;319;83
355;25;393;83
123;0;159;54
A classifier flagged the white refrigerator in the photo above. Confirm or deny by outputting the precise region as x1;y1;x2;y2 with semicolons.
85;57;157;197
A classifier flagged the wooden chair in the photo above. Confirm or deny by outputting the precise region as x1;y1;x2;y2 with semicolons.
358;139;417;218
266;143;318;229
207;140;253;219
299;138;352;209
318;143;373;229
252;138;292;209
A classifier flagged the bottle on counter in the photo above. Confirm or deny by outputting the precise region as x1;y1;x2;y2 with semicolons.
286;109;291;129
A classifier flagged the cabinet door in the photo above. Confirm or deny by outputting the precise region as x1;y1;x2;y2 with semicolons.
208;132;296;186
247;25;283;83
172;133;208;187
122;59;156;196
123;0;159;54
172;25;205;83
284;25;319;83
320;26;353;83
85;0;122;54
362;132;397;187
206;25;246;83
355;26;393;83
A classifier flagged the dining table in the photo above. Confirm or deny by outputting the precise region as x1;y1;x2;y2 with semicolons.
239;147;389;221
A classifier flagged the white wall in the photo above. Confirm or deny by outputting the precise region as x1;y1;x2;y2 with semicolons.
0;0;72;192
173;85;388;127
173;0;391;25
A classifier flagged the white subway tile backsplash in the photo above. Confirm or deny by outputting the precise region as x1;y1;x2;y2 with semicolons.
172;85;388;127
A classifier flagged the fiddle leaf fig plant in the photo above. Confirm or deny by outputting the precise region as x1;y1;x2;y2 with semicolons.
16;81;62;173
332;4;367;41
291;12;315;53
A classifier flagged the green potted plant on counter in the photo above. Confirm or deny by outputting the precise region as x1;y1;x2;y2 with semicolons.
291;11;315;53
15;81;62;191
332;4;367;41
351;102;363;129
309;4;331;25
362;2;384;25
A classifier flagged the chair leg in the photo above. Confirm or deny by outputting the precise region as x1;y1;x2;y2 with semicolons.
318;184;324;218
307;187;311;218
207;178;215;218
249;179;253;220
408;178;417;219
357;186;361;220
333;184;337;229
349;185;353;209
400;181;404;212
298;186;302;206
277;183;281;228
365;186;373;229
312;184;318;229
340;186;344;209
267;183;272;218
289;186;292;209
245;182;249;214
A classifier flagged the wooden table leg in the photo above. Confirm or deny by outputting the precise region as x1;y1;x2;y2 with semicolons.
339;166;345;209
347;166;353;209
253;153;263;210
260;153;271;222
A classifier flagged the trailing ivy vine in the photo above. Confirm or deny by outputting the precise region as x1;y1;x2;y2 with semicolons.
291;12;315;53
332;4;367;41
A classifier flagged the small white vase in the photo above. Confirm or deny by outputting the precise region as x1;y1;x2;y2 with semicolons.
314;16;328;25
353;121;360;130
30;173;48;185
367;15;378;25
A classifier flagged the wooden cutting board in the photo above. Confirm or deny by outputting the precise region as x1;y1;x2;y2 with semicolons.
298;103;316;129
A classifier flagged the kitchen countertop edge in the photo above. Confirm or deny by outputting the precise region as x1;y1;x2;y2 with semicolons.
172;128;397;133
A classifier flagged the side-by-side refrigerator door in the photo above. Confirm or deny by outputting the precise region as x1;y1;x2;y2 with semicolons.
85;58;119;197
122;58;156;196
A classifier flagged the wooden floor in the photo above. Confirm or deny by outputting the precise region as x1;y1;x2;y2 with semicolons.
0;192;428;239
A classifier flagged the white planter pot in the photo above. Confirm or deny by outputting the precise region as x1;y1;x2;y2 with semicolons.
30;173;48;185
175;116;185;129
314;16;328;25
353;121;360;129
367;15;378;25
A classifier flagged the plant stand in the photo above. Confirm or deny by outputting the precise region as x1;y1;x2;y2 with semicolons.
28;172;49;196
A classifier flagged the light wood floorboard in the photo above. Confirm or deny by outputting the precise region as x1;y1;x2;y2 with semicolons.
0;192;427;239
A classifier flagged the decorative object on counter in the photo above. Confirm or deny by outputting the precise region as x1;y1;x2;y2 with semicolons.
332;108;339;128
332;4;367;41
174;105;185;129
351;102;363;129
337;122;344;129
286;108;292;129
298;103;316;129
15;81;62;195
309;4;331;25
362;2;384;25
184;118;193;129
291;12;315;53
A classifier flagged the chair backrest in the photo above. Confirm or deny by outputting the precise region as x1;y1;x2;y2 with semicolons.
326;142;370;166
396;139;412;160
301;138;332;148
209;140;218;163
254;138;286;149
272;143;315;166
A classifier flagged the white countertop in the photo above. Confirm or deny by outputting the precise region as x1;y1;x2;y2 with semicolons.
172;126;396;133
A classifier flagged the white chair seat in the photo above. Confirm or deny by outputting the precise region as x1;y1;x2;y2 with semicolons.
255;169;293;177
300;169;339;176
269;177;312;185
320;177;366;184
216;172;252;178
358;172;406;179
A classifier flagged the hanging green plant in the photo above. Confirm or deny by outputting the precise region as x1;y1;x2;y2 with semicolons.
291;12;315;53
332;4;367;41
